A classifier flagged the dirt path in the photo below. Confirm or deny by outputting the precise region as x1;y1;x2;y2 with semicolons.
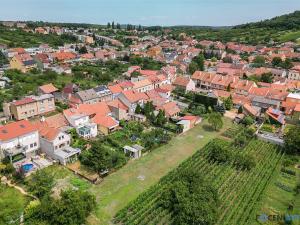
2;177;37;200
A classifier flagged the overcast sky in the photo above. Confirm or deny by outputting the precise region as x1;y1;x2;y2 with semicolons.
0;0;299;26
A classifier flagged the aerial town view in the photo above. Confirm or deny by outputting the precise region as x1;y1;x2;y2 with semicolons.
0;0;300;225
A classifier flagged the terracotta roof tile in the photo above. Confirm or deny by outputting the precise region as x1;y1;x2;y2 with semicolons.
0;120;38;141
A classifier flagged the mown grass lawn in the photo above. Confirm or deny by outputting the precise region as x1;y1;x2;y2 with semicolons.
0;184;28;225
87;118;233;225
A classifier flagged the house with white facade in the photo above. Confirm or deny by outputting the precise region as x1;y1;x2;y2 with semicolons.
35;121;80;165
0;120;39;162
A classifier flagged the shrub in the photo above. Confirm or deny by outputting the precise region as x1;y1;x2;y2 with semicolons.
207;141;232;164
160;169;219;225
281;168;296;176
233;154;256;170
275;182;293;192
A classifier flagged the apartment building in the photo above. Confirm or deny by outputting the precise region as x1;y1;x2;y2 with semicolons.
4;94;55;120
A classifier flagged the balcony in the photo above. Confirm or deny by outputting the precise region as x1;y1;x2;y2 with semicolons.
4;145;27;163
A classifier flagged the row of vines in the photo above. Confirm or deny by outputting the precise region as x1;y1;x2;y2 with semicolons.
113;138;283;225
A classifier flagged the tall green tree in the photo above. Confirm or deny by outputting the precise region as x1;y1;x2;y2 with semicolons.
25;190;96;225
188;61;198;74
224;95;233;110
155;110;167;126
135;104;142;114
272;57;283;67
284;126;300;155
79;142;126;174
160;169;219;225
27;170;55;198
260;72;274;83
208;112;223;131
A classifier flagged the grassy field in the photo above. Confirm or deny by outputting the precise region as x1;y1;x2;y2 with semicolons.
87;118;233;225
279;31;300;42
0;184;28;225
254;156;300;225
113;137;283;225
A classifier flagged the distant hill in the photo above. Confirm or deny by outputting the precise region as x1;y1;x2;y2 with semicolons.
234;10;300;30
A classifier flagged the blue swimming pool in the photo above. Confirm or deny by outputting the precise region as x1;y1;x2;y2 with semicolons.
22;163;34;172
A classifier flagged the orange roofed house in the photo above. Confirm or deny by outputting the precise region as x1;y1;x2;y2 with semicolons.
34;120;80;165
172;76;195;93
157;101;181;118
63;102;118;136
10;53;37;73
52;52;77;62
0;120;39;161
177;115;202;133
117;90;149;114
192;71;216;90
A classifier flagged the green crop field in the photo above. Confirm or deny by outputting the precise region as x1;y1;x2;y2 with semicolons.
114;139;283;225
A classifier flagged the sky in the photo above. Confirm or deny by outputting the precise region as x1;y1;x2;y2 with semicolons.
0;0;299;26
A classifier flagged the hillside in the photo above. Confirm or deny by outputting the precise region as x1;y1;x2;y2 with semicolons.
235;10;300;30
169;11;300;44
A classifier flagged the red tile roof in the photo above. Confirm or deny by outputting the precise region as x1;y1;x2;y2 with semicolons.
34;122;60;141
15;53;33;62
249;87;270;97
52;52;77;61
39;83;58;94
121;90;148;103
107;99;129;111
243;103;259;117
180;115;200;121
173;77;190;87
64;102;111;118
157;102;180;117
0;120;38;141
140;70;159;77
42;113;68;129
92;115;119;128
294;104;300;112
12;98;36;106
108;84;123;94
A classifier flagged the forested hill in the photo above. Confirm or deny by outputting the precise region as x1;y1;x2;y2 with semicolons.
234;10;300;30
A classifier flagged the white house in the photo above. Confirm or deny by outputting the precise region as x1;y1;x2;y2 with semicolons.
288;70;300;81
64;113;98;139
0;120;39;161
35;122;80;165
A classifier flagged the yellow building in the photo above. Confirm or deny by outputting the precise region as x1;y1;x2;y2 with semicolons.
10;54;37;73
85;36;94;44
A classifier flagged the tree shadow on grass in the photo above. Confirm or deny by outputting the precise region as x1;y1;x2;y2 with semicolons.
202;124;215;132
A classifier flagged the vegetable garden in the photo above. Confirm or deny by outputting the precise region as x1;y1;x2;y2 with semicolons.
113;138;283;225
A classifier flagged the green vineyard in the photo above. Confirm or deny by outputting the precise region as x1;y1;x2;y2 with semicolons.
113;139;283;225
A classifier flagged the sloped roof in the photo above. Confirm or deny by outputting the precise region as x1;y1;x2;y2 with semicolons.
0;120;38;141
64;102;111;118
35;122;61;141
76;89;99;102
157;102;180;117
92;115;119;128
39;83;58;94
